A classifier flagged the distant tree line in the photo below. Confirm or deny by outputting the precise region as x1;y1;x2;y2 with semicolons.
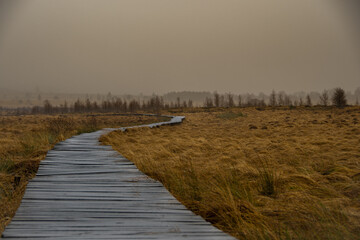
204;92;266;108
0;87;358;116
36;87;353;114
30;95;194;114
203;88;353;108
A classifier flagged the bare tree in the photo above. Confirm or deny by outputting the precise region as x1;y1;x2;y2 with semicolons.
63;101;68;113
269;90;277;107
188;99;193;108
278;92;284;106
332;87;347;107
182;101;187;108
306;94;312;106
43;100;53;114
204;97;214;108
299;97;304;106
319;90;329;106
85;98;92;112
238;95;242;107
227;93;235;107
214;92;220;107
176;97;181;108
128;99;140;112
284;95;292;106
219;95;225;107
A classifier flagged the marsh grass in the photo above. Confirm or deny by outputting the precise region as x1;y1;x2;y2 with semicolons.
217;111;247;119
47;116;76;135
102;107;360;239
0;158;15;174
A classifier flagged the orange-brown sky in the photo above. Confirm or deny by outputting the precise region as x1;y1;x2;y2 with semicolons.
0;0;359;95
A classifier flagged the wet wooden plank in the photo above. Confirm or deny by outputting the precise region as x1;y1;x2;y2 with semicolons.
2;115;234;239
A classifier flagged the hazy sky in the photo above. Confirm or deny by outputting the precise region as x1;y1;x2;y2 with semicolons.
0;0;359;95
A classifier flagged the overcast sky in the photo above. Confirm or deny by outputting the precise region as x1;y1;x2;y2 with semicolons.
0;0;359;95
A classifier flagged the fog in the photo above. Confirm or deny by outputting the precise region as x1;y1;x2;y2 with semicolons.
0;0;359;95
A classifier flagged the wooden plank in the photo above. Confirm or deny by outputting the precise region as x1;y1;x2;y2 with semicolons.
2;115;234;239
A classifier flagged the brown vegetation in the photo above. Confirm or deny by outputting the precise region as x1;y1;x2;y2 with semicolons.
0;114;163;233
101;107;360;239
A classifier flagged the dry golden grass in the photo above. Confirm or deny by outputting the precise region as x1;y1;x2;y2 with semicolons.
101;107;360;240
0;113;163;233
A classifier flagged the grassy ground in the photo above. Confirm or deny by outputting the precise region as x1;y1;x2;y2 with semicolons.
0;113;163;233
101;107;360;240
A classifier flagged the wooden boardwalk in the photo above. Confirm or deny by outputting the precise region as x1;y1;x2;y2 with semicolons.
2;116;234;239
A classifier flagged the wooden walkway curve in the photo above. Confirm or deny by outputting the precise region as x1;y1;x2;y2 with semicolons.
2;116;234;239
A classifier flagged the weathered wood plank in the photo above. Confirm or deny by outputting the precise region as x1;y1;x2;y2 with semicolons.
2;115;234;239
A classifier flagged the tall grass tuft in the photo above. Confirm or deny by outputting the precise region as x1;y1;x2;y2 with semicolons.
258;168;277;197
255;157;278;197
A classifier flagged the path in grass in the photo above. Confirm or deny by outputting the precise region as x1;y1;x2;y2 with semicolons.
2;116;234;239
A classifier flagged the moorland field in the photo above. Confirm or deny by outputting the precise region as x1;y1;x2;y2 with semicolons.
0;107;359;239
101;107;360;240
0;114;163;233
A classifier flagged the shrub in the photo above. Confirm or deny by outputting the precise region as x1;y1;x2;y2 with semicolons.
319;90;329;106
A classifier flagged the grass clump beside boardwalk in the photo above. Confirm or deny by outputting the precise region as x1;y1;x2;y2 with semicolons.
101;107;360;240
0;114;163;234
